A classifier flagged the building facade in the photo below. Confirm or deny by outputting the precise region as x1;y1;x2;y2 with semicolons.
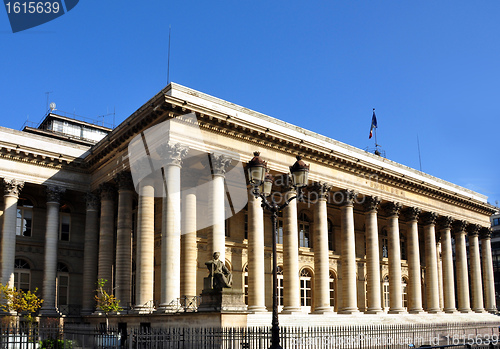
0;83;497;322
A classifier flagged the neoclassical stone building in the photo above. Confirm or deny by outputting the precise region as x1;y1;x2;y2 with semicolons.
0;83;497;324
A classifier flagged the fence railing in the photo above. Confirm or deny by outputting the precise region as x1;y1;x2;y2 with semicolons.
1;321;499;349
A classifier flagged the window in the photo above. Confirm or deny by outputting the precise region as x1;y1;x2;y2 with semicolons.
300;269;312;311
16;198;33;237
57;263;69;307
329;271;335;307
298;213;311;248
14;259;30;292
328;219;335;251
277;266;283;307
277;212;283;245
381;229;388;258
493;218;500;226
401;234;407;260
382;275;390;310
243;265;249;305
401;277;408;310
59;204;71;241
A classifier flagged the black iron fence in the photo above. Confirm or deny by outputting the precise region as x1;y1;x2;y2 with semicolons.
1;321;499;349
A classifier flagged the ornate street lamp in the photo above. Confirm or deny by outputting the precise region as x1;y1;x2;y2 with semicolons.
247;152;309;349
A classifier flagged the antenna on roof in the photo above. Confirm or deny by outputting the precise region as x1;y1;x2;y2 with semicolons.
45;91;53;114
167;25;171;85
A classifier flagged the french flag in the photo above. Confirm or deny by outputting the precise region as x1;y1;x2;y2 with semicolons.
369;109;377;139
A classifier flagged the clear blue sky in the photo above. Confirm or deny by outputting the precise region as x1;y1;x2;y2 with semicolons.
1;1;499;206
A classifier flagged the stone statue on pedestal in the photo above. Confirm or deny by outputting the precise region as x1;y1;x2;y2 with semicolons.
205;252;233;290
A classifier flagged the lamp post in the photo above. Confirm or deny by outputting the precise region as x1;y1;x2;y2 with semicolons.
247;152;309;349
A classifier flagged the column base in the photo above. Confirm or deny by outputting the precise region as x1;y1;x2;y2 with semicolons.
487;308;498;314
409;309;426;314
313;307;334;314
473;308;486;313
247;305;267;313
281;306;302;315
458;308;473;313
388;308;407;314
443;308;458;314
426;309;443;314
130;306;154;315
39;308;59;317
156;304;180;314
339;308;360;314
365;308;384;314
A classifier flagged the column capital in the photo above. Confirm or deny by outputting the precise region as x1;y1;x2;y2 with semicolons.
210;153;232;177
310;181;332;200
437;216;454;230
403;207;421;221
339;189;358;207
115;171;135;191
480;227;492;240
422;212;438;226
157;143;189;168
467;223;480;237
382;201;402;217
99;182;116;201
452;220;468;235
363;196;381;212
85;192;100;211
2;178;24;197
46;185;65;204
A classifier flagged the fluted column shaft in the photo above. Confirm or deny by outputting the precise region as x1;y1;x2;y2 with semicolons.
312;183;333;313
439;217;456;313
480;228;497;313
1;179;24;287
468;225;484;313
384;202;405;313
339;190;358;314
364;197;382;314
209;153;231;262
405;208;424;313
40;186;65;316
81;193;100;314
134;180;155;312
115;172;134;308
181;188;197;298
454;221;472;313
283;189;300;313
423;212;440;313
97;183;115;294
247;192;266;312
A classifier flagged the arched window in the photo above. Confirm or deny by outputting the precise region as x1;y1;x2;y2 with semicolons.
402;277;408;310
59;204;71;241
14;259;31;292
400;234;407;260
328;219;335;251
57;262;69;308
298;213;311;248
243;265;248;305
277;266;283;308
329;271;335;308
381;228;388;258
382;275;390;310
300;269;312;312
16;198;33;237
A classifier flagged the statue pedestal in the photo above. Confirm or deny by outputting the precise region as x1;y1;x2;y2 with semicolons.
198;277;247;313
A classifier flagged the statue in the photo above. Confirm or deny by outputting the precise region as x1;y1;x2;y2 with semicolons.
205;252;232;290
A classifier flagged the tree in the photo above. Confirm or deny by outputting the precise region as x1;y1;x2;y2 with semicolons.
0;284;43;323
94;279;121;330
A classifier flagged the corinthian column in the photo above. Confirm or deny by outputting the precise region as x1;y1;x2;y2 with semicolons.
383;201;405;314
312;182;334;313
133;179;155;313
1;179;24;287
81;193;100;314
181;186;197;299
480;227;497;313
438;216;456;313
40;185;65;316
467;224;485;313
339;189;359;314
282;186;301;313
453;220;472;313
158;143;189;312
247;190;266;312
364;196;383;314
403;207;424;313
97;183;115;294
422;212;440;313
209;153;232;263
114;172;134;309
